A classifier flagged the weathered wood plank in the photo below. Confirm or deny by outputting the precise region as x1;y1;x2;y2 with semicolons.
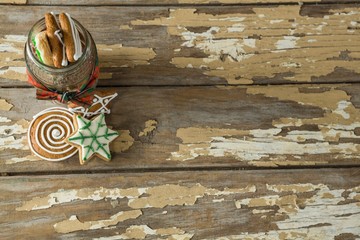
0;168;359;239
2;84;360;173
1;4;360;86
20;0;359;5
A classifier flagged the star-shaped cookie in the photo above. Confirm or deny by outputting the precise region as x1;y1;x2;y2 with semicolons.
67;114;119;164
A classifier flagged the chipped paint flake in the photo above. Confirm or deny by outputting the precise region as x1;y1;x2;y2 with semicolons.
0;135;28;151
139;120;157;137
0;99;13;111
0;119;29;153
267;183;325;193
0;116;11;123
0;0;27;3
16;186;145;211
0;119;28;135
5;155;41;164
17;184;255;211
119;25;133;30
128;184;255;209
93;225;192;240
110;130;134;153
275;36;299;50
97;44;156;68
0;35;27;82
53;210;142;233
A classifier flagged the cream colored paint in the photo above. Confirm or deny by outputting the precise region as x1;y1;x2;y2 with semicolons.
54;210;142;233
110;130;134;153
0;116;11;123
0;99;13;111
17;183;255;211
0;119;30;155
168;86;360;165
0;135;28;151
97;44;156;68
131;6;360;84
0;0;27;3
93;225;192;240
5;155;41;164
0;35;27;82
139;120;157;137
266;183;325;193
0;119;28;135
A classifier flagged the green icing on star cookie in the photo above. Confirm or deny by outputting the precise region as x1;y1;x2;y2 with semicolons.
68;114;119;164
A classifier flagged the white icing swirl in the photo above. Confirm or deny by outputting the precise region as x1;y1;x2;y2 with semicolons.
55;29;68;67
50;12;68;67
28;107;77;161
65;13;82;61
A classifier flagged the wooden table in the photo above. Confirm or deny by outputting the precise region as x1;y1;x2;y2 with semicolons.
1;0;360;239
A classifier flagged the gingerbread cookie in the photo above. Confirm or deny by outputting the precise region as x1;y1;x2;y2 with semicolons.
32;31;54;66
68;90;118;118
59;12;83;62
28;107;78;161
67;114;119;165
45;12;67;68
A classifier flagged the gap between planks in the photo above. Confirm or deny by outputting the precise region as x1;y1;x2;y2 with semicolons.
1;1;360;7
5;81;360;89
2;165;360;177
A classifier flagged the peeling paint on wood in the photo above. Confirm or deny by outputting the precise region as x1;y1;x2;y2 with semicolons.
16;183;256;211
5;154;41;164
0;35;27;82
1;6;360;86
1;170;359;239
0;99;13;111
2;85;360;170
53;210;142;233
232;183;360;239
0;116;11;123
132;6;360;84
0;0;27;3
110;130;134;153
139;120;157;137
168;86;360;166
92;225;192;240
97;44;156;69
0;118;29;152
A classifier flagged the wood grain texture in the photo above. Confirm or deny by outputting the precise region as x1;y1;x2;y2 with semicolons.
2;84;360;173
1;4;360;87
1;168;359;239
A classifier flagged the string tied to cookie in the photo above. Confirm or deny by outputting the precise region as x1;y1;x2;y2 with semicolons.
27;57;99;107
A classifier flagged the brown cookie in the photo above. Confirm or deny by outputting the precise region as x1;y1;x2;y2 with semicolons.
59;12;83;63
33;31;54;66
28;107;78;161
45;13;67;68
68;89;118;118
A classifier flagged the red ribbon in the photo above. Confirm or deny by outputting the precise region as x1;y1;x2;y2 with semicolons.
27;66;99;107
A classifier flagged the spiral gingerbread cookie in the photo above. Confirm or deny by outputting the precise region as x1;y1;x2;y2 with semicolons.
28;107;78;161
59;12;83;62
